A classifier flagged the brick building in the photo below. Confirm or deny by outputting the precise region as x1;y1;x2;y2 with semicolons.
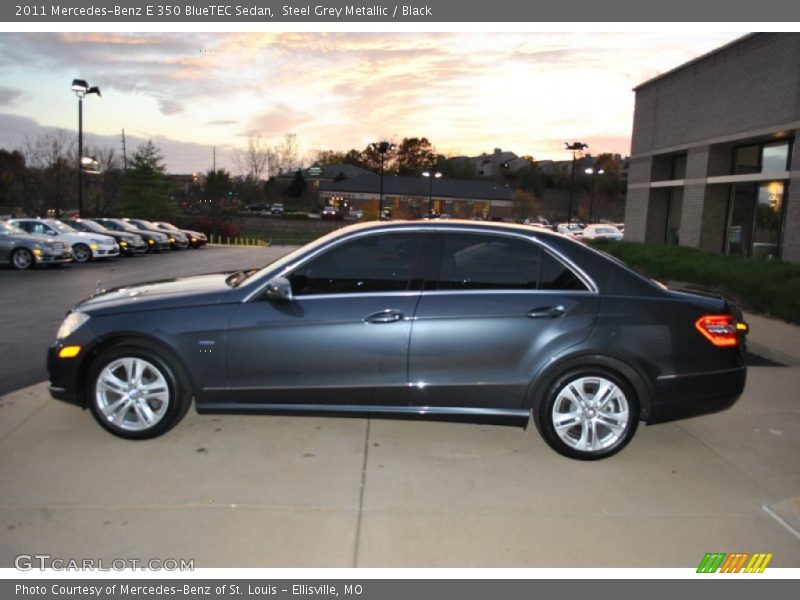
625;33;800;262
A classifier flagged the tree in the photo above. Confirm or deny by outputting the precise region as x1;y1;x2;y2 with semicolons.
315;150;348;165
84;146;124;217
516;164;543;197
511;189;538;222
201;168;238;234
274;133;298;175
0;149;26;211
22;130;77;216
234;134;274;180
121;141;174;220
286;169;307;198
395;137;437;175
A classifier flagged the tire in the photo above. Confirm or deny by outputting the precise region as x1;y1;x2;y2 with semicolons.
72;243;92;263
534;367;639;460
87;342;192;440
11;248;34;270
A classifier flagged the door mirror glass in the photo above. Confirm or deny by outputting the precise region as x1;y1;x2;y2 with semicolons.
265;276;293;302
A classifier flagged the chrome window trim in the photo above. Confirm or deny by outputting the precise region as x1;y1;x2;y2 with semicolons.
242;225;598;302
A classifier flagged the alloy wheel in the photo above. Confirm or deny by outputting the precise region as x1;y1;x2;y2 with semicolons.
95;357;170;432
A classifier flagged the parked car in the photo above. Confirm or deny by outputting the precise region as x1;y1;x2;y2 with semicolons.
9;218;119;263
48;220;748;460
556;222;585;239
153;222;208;248
68;218;148;255
91;218;170;252
0;220;73;269
270;203;285;216
124;218;189;250
320;206;343;221
245;203;270;213
582;224;624;241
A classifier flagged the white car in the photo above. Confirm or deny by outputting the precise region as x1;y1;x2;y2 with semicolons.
9;218;120;263
582;224;624;241
556;222;584;239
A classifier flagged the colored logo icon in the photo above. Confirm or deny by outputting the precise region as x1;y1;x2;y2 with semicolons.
697;553;773;573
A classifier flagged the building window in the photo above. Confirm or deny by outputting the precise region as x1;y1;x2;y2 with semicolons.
665;188;683;246
733;141;791;175
725;181;785;260
671;155;687;179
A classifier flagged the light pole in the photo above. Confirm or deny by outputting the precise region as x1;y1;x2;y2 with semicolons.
564;141;588;224
421;171;442;216
584;166;605;223
371;141;395;218
71;79;101;217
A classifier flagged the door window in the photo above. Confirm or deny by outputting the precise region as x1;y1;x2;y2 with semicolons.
428;233;587;291
289;233;425;295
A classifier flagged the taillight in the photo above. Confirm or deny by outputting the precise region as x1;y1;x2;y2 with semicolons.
695;314;742;347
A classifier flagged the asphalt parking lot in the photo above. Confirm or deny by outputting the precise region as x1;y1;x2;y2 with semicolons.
1;246;798;568
0;245;295;397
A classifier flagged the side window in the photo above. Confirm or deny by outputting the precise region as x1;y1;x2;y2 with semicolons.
431;234;542;290
289;233;424;296
15;222;33;233
539;251;587;290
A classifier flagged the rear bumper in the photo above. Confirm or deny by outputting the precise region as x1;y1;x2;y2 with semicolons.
647;365;746;424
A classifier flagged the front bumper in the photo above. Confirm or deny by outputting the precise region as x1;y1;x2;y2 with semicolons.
36;250;73;264
95;244;120;258
47;339;89;407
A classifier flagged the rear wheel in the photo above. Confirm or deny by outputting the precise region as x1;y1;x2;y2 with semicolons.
534;368;639;460
11;248;34;270
87;342;192;439
72;243;92;263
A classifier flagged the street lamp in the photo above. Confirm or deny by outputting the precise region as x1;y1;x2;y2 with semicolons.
564;141;588;224
584;166;605;223
72;79;101;217
421;171;442;216
371;141;396;218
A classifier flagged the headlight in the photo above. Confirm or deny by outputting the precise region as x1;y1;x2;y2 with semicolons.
57;312;90;340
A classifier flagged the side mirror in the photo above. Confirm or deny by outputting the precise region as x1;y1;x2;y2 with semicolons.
265;276;293;302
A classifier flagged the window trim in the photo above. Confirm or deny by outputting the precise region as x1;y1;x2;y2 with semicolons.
243;226;598;302
731;139;793;175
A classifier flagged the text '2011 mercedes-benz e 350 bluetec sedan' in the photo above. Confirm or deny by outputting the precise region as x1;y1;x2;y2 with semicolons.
48;221;748;459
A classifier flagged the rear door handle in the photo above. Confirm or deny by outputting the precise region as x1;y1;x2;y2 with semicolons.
526;305;566;319
364;309;405;324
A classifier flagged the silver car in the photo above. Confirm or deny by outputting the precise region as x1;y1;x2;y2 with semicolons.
10;218;119;263
0;220;73;270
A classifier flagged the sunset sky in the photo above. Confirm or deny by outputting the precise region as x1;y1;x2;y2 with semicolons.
0;31;741;173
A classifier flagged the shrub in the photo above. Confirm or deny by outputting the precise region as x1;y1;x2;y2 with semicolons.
590;241;800;324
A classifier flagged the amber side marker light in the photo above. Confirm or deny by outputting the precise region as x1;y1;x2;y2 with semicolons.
695;315;741;347
58;346;81;358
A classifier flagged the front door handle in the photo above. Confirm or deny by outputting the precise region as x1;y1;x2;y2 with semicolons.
526;305;566;319
364;309;405;324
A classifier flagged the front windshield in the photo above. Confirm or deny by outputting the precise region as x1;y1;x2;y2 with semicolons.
0;221;26;235
52;220;78;233
159;222;177;231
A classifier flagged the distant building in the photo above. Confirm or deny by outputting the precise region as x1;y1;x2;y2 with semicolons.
318;174;513;219
300;163;374;187
625;33;799;262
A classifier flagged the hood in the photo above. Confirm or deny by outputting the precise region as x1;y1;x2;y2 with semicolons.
78;272;236;314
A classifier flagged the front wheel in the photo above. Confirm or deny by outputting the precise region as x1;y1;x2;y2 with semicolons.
72;243;92;263
534;368;639;460
11;248;34;270
87;343;192;439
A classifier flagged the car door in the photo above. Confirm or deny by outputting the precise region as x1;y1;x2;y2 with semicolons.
408;231;600;410
222;232;429;407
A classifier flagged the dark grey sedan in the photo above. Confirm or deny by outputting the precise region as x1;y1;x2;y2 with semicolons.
48;221;748;459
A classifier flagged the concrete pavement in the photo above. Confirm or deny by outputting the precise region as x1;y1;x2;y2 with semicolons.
1;364;798;567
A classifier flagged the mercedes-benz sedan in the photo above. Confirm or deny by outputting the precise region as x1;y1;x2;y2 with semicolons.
47;221;748;459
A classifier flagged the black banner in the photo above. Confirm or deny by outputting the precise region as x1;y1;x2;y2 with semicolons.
5;579;800;600
3;0;800;22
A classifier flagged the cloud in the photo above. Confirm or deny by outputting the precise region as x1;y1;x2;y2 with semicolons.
0;86;24;106
207;119;237;126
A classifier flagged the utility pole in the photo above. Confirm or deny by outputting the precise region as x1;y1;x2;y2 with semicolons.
213;146;216;172
121;129;128;172
564;142;589;223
